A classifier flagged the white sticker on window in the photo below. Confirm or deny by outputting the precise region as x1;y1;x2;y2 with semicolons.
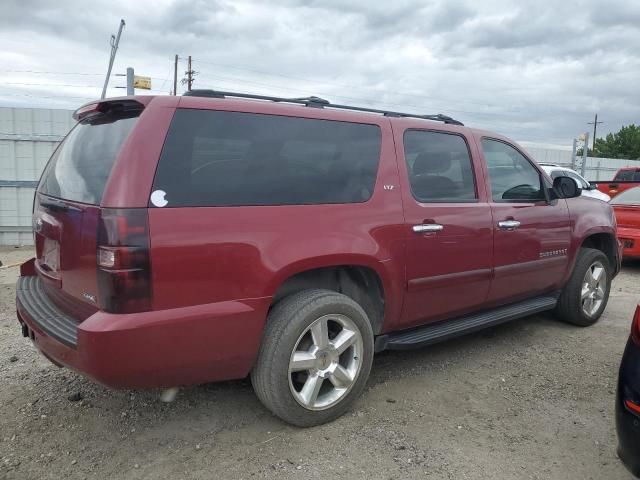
150;190;168;207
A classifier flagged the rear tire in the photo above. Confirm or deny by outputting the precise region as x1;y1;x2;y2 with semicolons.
251;289;374;427
555;248;611;327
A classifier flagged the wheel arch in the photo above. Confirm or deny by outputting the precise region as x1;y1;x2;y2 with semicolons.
580;231;619;274
268;257;394;334
562;228;619;287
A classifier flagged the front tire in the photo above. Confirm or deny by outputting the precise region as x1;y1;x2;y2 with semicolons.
555;248;611;326
251;289;374;427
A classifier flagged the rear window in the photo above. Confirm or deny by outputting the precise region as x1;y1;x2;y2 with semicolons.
151;109;382;207
614;169;640;181
38;113;139;205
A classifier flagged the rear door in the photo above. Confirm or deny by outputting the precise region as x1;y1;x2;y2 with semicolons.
145;107;401;311
395;125;493;328
33;105;141;319
478;137;571;305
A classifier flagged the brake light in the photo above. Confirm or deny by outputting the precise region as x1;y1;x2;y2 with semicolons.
625;399;640;415
73;99;144;121
73;102;102;121
631;305;640;345
97;209;152;313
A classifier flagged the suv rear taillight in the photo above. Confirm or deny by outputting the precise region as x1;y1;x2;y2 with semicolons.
97;208;152;313
631;305;640;345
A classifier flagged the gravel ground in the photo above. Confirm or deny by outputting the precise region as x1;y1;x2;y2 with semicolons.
1;246;638;480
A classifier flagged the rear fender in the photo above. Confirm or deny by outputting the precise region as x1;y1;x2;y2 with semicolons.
266;253;405;333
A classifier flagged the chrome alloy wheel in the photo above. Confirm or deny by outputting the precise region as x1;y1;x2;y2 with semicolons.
288;314;364;411
581;260;607;317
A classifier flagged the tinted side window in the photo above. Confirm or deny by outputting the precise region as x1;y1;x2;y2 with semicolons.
482;139;543;202
152;110;382;207
403;130;476;202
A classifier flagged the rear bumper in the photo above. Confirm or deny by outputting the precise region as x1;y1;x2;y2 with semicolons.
16;275;270;389
616;339;640;477
617;229;640;259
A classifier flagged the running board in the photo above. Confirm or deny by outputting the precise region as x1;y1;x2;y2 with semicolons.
375;295;558;352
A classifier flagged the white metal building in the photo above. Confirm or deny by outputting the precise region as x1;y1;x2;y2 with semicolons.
0;107;74;245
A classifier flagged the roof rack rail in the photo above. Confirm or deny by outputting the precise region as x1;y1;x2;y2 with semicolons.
183;89;464;126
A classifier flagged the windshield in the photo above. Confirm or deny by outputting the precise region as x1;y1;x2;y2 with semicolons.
38;112;139;204
611;186;640;205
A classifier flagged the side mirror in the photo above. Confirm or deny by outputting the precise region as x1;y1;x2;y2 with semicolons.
552;176;581;199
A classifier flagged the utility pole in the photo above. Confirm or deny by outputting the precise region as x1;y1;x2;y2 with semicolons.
101;19;125;99
186;55;195;91
587;113;603;155
580;132;589;177
181;56;197;91
173;54;178;95
126;67;134;95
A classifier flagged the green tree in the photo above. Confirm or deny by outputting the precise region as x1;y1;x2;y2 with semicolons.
580;124;640;159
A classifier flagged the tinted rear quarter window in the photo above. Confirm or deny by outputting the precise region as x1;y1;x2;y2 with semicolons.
39;114;139;205
151;110;382;207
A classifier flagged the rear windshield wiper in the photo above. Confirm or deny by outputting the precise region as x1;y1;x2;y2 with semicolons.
40;198;83;212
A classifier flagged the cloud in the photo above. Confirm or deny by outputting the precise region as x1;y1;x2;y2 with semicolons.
0;0;638;144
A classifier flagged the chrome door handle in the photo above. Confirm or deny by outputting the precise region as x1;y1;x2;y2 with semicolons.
498;220;521;231
412;224;444;233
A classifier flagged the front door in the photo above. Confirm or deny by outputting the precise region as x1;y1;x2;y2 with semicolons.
396;127;493;328
478;137;571;305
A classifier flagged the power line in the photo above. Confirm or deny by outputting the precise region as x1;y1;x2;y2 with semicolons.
158;68;172;94
2;62;515;114
0;82;168;94
0;70;169;82
196;71;512;118
0;70;104;76
0;93;95;100
192;58;509;110
3;81;107;88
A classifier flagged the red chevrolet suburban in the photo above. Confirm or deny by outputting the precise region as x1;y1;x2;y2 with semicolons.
16;91;620;426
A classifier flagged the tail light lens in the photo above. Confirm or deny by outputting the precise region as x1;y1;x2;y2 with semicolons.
631;305;640;345
97;208;152;313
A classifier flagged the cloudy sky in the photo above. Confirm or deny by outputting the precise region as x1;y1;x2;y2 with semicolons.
0;0;638;144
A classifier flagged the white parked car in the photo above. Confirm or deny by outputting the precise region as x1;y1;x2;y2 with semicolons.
539;164;611;202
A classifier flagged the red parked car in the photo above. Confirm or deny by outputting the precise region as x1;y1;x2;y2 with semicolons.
17;91;620;426
611;186;640;259
596;167;640;199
